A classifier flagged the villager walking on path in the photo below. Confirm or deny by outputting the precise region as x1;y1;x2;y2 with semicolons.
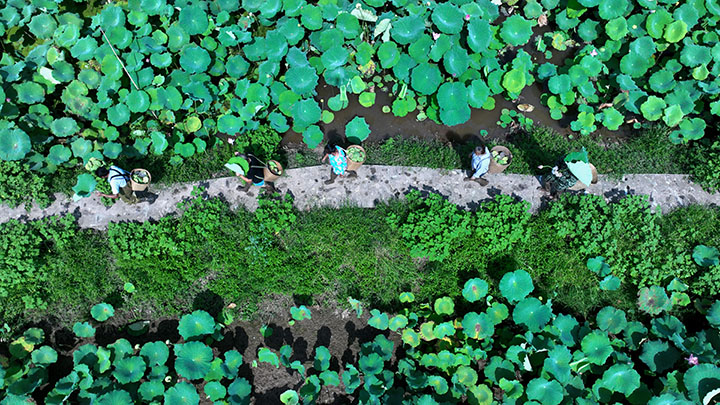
464;143;491;186
226;153;277;193
321;144;357;185
538;149;596;198
95;165;138;204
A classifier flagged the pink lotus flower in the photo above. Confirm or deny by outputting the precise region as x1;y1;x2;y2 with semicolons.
686;355;699;366
465;14;471;21
432;32;440;41
228;138;235;145
5;98;9;103
590;49;598;57
145;58;149;62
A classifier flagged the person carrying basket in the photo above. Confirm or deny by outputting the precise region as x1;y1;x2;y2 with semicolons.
94;165;138;204
321;144;357;185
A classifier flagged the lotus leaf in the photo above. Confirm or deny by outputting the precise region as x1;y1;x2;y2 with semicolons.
179;46;211;74
106;104;130;127
359;92;376;108
368;309;389;330
320;45;349;71
201;382;225;402
662;105;684;127
453;365;478;387
685;365;720;404
500;15;534;47
46;145;71;166
443;46;469;77
527;378;563;405
335;12;360;39
113;356;146;384
437;81;468;112
178;310;215;341
578;19;599;41
15;81;45;105
70;37;98;61
581;331;612;365
90;303;114;322
392;95;417;117
359;352;383;375
411;63;442;95
392;15;423;45
138;342;169;367
620;52;650;77
640;96;666;121
301;5;322;30
606;17;628;40
502;69;526;96
402;329;420;347
178;4;208;36
98;390;133;404
388;315;408;332
291;98;321;131
72;173;98;199
432;3;463;34
663;20;687;43
649;70;675;93
693;245;720;266
73;322;96;338
429;35;452;62
54;24;80;49
542;346;572;385
462;312;494;340
31;346;58;366
377;42;400;69
499;269;534;302
290;305;311;321
639;340;679;373
669;117;706;144
278;390;298;405
596;306;627;334
164;381;199;405
431;296;453;316
513;297;552;332
593;363;641;397
462;278;489;302
547;74;571;95
345;116;371;143
175;342;212;380
680;40;711;67
408;35;432;63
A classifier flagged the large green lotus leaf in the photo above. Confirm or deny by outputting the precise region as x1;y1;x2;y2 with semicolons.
527;378;563;405
167;24;189;52
175;342;213;380
321;45;349;71
598;0;628;20
302;125;323;148
500;15;534;46
640;96;666;121
439;105;471;126
600;107;624;130
462;278;489;302
51;117;80;138
680;40;711;67
669;117;706;144
164;381;200;405
316;28;344;52
139;380;164;402
499;269;533;302
411;63;442;95
502;68;526;95
437;82;468;112
468;79;490;109
179;4;208;35
593;363;641;399
51;61;76;83
31;346;58;366
606;17;628;40
485;302;509;325
648;70;675;93
73;321;96;338
596;306;627;334
432;3;463;34
113;356;146;384
178;310;215;341
71;173;97;199
54;24;80;48
639;340;679;373
429;34;452;62
285;65;318;97
336;13;361;38
292;98;321;129
409;35;433;63
15;82;45;104
225;55;249;79
47;144;72;165
180;46;210;73
628;36;655;60
620;52;649;77
513;297;552;332
548;74;571;94
345;116;371;143
100;54;123;80
542;346;572;385
467;19;492;53
693;245;720;266
126;91;150;113
581;330;612;365
276;18;304;46
70;37;98;61
443;46;469;77
204;382;226;402
139;341;169;367
103;142;122;159
29;14;57;39
392;55;417;82
392;15;423;45
97;390;133;404
462;312;494;339
684;364;720;404
377;41;400;69
107;104;130;126
577;19;599;41
663;20;687;43
107;26;132;50
354;42;375;66
263;30;288;61
646;9;671;38
301;5;322;30
0;128;31;161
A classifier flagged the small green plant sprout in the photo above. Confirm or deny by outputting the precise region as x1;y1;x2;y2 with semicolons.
637;286;672;315
258;347;280;368
693;245;719;267
586;256;621;291
347;297;363;318
91;303;115;322
123;282;136;293
260;324;273;338
399;292;415;303
667;278;691;307
72;321;96;338
290;305;311;322
280;390;299;405
178;310;216;341
434;297;454;316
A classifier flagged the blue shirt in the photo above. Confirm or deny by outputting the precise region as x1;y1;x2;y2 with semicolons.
329;146;347;175
471;148;491;178
108;166;129;194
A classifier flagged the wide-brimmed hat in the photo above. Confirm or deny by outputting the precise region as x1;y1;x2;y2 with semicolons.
564;148;593;186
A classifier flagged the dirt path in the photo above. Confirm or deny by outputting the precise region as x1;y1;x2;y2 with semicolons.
1;165;717;230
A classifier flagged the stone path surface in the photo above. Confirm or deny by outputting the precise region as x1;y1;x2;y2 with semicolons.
1;165;718;230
